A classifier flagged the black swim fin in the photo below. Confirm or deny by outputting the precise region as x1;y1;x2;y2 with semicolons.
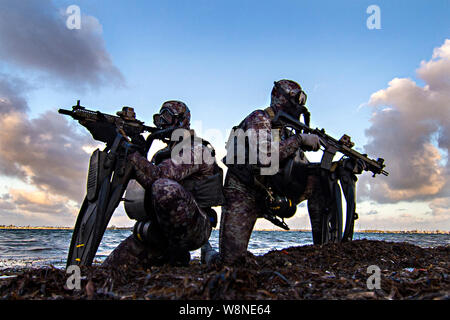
66;134;133;267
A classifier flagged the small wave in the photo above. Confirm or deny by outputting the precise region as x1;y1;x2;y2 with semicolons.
27;247;52;252
1;229;448;270
0;238;38;243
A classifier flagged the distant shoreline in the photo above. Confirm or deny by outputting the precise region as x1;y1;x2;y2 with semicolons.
0;226;131;231
0;226;448;234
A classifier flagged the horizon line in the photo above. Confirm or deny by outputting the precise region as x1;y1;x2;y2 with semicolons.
0;225;449;234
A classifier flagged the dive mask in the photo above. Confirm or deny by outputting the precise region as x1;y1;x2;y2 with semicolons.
153;107;175;129
274;81;310;126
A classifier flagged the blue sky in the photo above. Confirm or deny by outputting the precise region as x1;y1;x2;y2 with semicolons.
0;0;449;230
40;0;449;142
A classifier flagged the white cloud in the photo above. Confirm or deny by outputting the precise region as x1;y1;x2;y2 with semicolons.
359;39;450;205
0;111;96;202
0;0;125;89
357;39;450;230
0;1;126;227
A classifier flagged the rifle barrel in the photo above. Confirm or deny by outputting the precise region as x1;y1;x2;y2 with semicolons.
58;109;73;116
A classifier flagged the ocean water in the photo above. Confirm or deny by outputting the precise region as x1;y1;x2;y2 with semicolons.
0;229;448;270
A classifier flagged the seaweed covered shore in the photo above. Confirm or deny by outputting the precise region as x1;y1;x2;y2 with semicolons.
1;240;448;300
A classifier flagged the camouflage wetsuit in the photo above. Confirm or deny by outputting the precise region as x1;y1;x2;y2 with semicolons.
103;130;215;268
218;108;326;264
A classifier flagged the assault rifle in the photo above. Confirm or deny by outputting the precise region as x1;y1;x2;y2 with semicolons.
59;100;166;267
273;111;389;177
269;110;388;244
58;100;160;148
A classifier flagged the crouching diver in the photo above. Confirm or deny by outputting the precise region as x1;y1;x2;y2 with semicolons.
201;80;322;265
201;80;368;266
103;101;224;268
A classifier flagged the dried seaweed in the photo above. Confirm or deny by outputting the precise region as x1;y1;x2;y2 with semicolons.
1;240;448;300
